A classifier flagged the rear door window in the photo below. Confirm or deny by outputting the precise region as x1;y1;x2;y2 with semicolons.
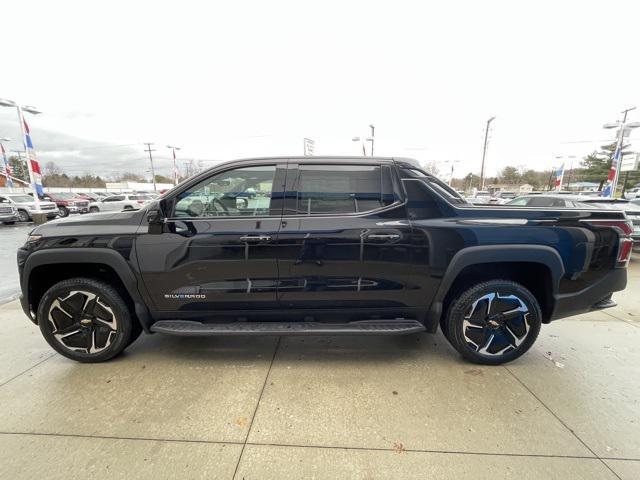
292;164;394;215
529;197;564;207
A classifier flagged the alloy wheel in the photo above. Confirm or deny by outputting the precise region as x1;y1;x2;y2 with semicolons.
47;290;118;354
17;210;30;222
462;292;530;357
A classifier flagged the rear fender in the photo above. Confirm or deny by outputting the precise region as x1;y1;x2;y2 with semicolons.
425;245;565;332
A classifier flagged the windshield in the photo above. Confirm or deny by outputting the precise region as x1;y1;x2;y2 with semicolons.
7;195;33;203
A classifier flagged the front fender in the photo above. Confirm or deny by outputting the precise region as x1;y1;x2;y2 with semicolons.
21;248;152;331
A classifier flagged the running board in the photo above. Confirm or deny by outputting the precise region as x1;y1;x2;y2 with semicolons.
150;319;426;336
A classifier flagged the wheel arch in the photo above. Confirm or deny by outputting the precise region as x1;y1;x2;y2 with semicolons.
17;208;31;220
22;249;152;332
425;245;564;333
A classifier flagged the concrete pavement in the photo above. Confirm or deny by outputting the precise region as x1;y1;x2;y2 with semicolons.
0;260;638;479
0;224;31;304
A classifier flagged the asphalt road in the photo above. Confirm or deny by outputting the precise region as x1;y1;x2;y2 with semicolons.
0;224;31;304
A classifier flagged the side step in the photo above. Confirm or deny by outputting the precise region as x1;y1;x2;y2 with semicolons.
591;298;617;310
150;319;426;336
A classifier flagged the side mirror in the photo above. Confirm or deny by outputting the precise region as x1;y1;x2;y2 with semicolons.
147;201;166;234
147;209;164;225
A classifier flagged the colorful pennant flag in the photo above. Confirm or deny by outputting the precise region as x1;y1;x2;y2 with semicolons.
22;118;44;196
601;148;621;198
1;143;12;188
555;164;564;191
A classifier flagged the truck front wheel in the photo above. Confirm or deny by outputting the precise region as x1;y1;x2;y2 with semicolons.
443;280;542;365
37;278;138;363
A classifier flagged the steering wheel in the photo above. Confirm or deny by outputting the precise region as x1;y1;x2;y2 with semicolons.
210;197;230;216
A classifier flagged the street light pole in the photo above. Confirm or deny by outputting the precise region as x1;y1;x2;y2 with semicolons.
480;116;496;191
603;106;638;197
144;143;157;192
352;137;366;156
369;124;375;156
167;145;181;186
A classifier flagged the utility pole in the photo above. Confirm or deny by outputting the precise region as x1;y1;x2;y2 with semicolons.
480;116;496;190
618;107;635;196
144;142;157;192
604;106;637;197
369;124;375;156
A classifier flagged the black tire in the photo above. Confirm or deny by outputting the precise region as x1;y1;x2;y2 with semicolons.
58;206;69;217
127;320;143;347
89;206;99;213
443;280;542;365
37;278;136;363
17;210;30;222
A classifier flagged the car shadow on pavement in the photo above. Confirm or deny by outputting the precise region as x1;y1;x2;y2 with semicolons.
115;331;461;367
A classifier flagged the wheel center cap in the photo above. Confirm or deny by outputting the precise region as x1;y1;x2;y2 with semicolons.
487;319;500;328
80;319;92;327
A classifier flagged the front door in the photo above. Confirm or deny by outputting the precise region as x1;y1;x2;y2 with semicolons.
276;161;413;317
136;162;285;315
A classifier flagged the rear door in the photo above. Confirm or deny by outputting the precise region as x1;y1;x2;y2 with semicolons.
275;161;413;317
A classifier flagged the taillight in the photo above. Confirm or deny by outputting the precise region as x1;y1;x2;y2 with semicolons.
137;200;144;204
586;219;634;268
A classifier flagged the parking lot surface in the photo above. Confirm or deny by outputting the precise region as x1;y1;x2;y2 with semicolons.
0;224;31;303
0;251;638;479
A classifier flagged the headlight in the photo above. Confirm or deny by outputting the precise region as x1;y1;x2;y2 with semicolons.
26;234;42;243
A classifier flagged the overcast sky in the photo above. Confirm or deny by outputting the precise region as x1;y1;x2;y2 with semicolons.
1;0;639;181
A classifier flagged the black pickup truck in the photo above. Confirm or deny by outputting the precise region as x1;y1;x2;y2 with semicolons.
17;157;632;364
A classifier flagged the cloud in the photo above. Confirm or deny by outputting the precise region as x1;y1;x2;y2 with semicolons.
0;115;183;179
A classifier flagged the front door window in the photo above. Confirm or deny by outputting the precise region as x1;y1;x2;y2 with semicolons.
173;165;276;218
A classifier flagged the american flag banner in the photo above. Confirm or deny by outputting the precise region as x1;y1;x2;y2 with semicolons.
601;148;621;198
1;142;12;188
22;118;44;196
555;163;565;191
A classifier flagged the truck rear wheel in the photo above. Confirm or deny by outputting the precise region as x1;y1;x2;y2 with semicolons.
37;278;136;363
443;280;541;365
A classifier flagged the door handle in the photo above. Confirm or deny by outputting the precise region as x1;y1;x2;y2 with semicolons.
365;233;401;241
239;235;272;242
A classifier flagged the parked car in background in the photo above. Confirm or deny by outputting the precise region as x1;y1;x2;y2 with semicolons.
508;195;640;253
42;192;90;217
0;200;18;224
624;187;640;199
0;193;58;222
492;191;517;204
95;194;153;212
506;194;594;208
75;192;101;202
466;190;493;205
